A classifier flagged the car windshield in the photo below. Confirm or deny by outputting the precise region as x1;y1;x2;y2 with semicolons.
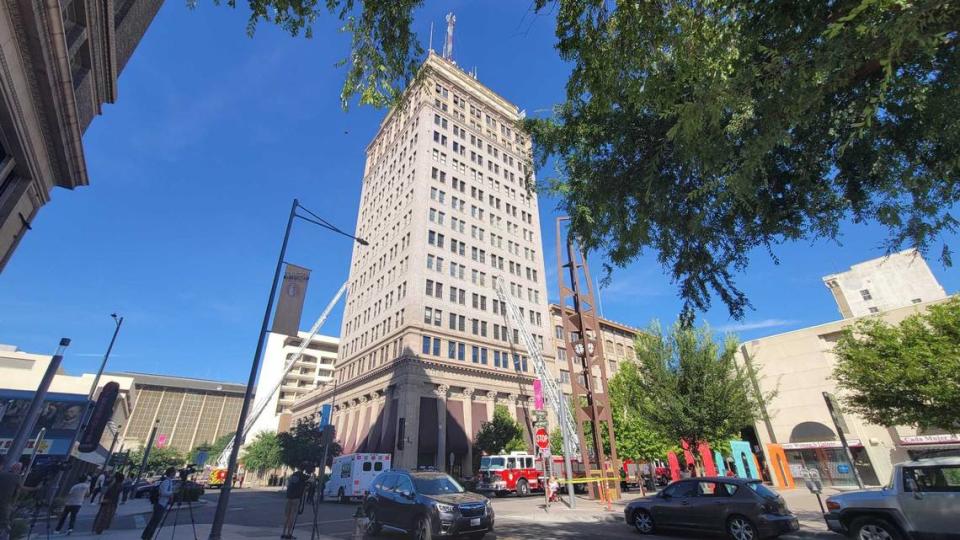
480;457;505;470
747;481;779;499
414;476;465;495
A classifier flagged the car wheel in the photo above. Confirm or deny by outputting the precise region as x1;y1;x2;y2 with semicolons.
412;515;432;540
632;509;655;535
850;517;903;540
516;479;530;497
727;515;758;540
337;487;346;504
365;507;382;536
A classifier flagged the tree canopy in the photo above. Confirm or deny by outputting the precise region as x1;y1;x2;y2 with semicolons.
241;431;283;475
634;322;768;451
474;404;526;455
277;417;342;469
608;361;674;461
129;446;185;476
833;298;960;431
189;432;234;465
222;0;959;320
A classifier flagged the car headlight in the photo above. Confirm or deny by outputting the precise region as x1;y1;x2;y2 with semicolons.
435;503;456;514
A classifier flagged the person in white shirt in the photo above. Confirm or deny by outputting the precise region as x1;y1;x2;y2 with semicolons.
89;473;106;503
55;477;90;534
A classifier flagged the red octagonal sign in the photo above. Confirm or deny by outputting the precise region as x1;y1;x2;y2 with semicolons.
535;427;549;450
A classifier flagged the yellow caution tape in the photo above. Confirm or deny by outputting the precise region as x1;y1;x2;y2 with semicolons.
556;476;623;485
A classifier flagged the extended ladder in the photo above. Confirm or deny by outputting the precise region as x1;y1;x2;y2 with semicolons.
216;280;349;467
492;277;580;456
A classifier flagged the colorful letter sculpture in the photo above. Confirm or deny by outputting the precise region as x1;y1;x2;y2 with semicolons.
667;451;681;482
766;444;795;489
714;451;727;476
729;440;760;479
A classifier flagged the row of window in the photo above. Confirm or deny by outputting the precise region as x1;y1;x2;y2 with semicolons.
420;334;529;371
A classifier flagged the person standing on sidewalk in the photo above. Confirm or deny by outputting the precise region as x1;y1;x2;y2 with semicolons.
140;468;175;540
281;465;308;539
92;472;124;534
89;472;106;503
55;476;90;535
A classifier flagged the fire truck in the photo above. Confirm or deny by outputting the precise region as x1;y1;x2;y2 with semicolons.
477;452;543;497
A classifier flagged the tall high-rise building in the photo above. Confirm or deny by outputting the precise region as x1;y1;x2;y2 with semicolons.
822;248;946;318
293;51;554;475
0;0;162;270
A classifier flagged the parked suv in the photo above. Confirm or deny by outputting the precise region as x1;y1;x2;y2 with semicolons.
363;469;494;539
825;456;960;540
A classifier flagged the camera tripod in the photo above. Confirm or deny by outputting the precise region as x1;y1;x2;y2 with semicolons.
151;476;198;540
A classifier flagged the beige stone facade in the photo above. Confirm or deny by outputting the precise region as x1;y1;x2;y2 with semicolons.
0;0;161;270
549;304;641;395
737;297;960;488
291;52;554;476
822;248;947;319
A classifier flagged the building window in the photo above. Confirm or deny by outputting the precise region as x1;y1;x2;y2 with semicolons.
422;335;431;355
869;307;880;313
559;370;570;384
912;298;922;304
860;289;872;300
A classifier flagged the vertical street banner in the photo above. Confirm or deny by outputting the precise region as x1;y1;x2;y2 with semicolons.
533;380;543;410
272;264;311;337
318;404;332;429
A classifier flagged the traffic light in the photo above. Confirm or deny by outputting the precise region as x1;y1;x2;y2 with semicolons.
78;382;119;453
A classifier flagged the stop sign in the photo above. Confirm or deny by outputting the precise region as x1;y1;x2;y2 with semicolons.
535;427;549;450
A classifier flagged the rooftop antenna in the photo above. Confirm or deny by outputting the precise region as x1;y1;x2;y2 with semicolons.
429;21;434;52
443;12;456;61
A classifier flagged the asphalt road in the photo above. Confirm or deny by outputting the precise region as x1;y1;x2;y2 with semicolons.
55;487;840;540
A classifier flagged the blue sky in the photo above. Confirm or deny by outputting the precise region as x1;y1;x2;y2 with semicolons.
1;1;957;384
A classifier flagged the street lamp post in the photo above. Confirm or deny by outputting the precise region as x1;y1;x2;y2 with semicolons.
208;199;365;540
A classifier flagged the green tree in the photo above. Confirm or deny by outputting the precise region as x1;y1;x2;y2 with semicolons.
128;446;185;476
222;0;959;320
277;417;342;469
833;298;960;431
475;404;525;455
608;361;673;461
189;432;235;465
241;432;283;476
634;322;769;457
550;427;565;457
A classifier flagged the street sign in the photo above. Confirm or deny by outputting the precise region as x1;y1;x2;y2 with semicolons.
533;410;548;428
196;450;209;468
535;427;549;450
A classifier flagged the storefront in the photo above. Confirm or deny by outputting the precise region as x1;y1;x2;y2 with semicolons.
782;439;880;487
899;434;960;461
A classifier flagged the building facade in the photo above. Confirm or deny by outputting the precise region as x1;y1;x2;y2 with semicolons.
248;331;338;436
549;303;640;395
0;0;161;270
292;51;554;477
0;344;135;464
113;372;246;453
740;256;958;488
822;248;946;318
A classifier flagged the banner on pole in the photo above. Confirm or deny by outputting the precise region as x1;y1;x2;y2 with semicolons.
533;380;543;410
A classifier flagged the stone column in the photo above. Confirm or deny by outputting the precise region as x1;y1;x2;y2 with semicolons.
463;388;474;475
396;380;421;469
506;394;519;421
436;384;450;471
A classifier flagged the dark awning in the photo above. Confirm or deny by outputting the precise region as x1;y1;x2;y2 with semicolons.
471;402;487;443
419;397;438;453
446;400;468;455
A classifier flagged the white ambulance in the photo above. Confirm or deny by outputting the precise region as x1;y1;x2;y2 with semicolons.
323;453;391;502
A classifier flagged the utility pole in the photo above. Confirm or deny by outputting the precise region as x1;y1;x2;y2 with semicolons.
3;338;70;472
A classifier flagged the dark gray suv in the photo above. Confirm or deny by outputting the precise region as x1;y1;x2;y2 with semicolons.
624;477;799;539
363;470;494;540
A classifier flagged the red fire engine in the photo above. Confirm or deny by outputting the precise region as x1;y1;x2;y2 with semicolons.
477;452;542;497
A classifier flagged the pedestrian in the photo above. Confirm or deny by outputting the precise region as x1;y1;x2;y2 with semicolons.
90;472;106;503
548;476;560;502
54;476;90;535
121;476;133;504
140;467;175;540
238;472;245;489
92;472;124;534
281;464;308;539
687;463;697;478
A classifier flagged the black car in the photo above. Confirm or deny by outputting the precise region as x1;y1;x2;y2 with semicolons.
624;477;799;540
363;470;494;540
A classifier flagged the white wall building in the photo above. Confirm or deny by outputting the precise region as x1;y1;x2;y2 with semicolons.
822;248;947;318
248;332;338;436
